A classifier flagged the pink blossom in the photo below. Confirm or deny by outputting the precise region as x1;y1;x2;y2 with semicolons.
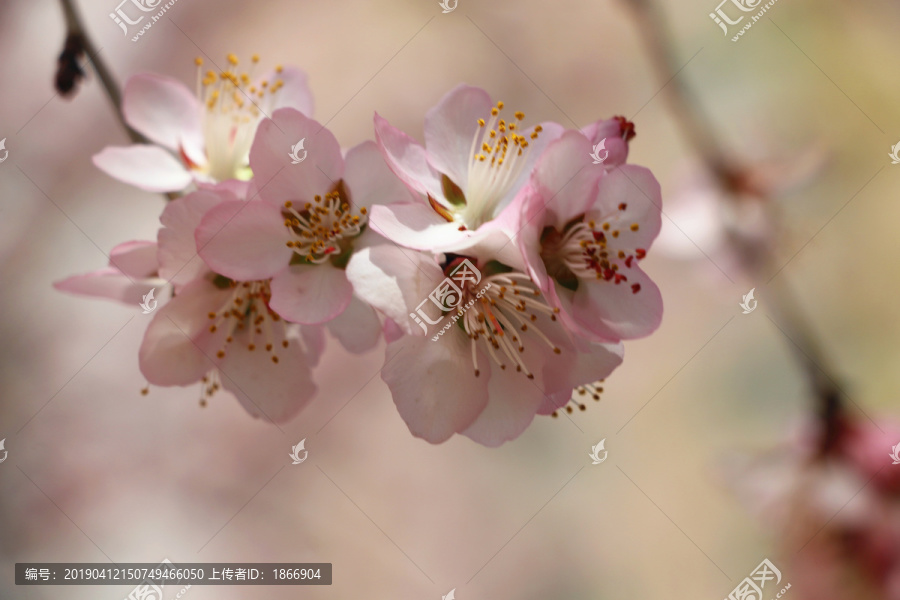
194;108;415;353
517;130;663;342
140;188;324;422
346;244;623;446
370;85;564;267
724;419;900;600
93;55;313;193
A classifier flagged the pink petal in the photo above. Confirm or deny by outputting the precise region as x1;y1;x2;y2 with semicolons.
492;120;566;214
108;240;159;279
383;318;405;343
345;244;444;336
300;324;327;366
325;294;382;353
343;140;417;209
462;366;546;447
196;200;292;281
536;341;623;414
516;190;553;291
457;200;528;272
53;269;157;305
530;130;602;228
382;331;490;444
269;264;353;325
249;108;343;206
158;190;233;288
368;202;468;250
564;341;624;385
264;66;314;116
423;84;493;188
573;267;663;340
197;178;250;199
374;112;442;199
138;279;225;386
122;73;203;152
218;328;317;424
592;165;663;247
93;145;192;192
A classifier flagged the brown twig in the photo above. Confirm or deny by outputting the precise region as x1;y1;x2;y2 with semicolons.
59;0;142;144
623;0;846;455
59;0;180;201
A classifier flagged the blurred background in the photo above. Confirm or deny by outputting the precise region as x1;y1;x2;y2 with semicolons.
1;0;898;598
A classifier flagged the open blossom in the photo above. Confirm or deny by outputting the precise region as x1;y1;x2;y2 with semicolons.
93;54;313;193
370;84;563;267
518;130;663;342
195;108;415;353
139;188;324;422
347;244;623;446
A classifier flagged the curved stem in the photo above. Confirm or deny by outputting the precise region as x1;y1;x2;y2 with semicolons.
623;0;846;454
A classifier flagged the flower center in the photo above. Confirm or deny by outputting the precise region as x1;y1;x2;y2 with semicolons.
458;270;561;378
282;190;367;264
440;102;542;230
541;209;646;295
206;279;289;363
193;54;287;182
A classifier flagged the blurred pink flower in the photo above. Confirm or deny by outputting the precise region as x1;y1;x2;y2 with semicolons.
724;418;900;600
517;130;663;343
371;84;563;267
93;56;313;193
655;147;827;275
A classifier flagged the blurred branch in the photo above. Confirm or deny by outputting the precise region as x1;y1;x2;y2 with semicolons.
58;0;179;201
59;0;140;144
623;0;845;455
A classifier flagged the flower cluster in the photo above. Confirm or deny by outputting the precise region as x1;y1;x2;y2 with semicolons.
56;55;664;446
